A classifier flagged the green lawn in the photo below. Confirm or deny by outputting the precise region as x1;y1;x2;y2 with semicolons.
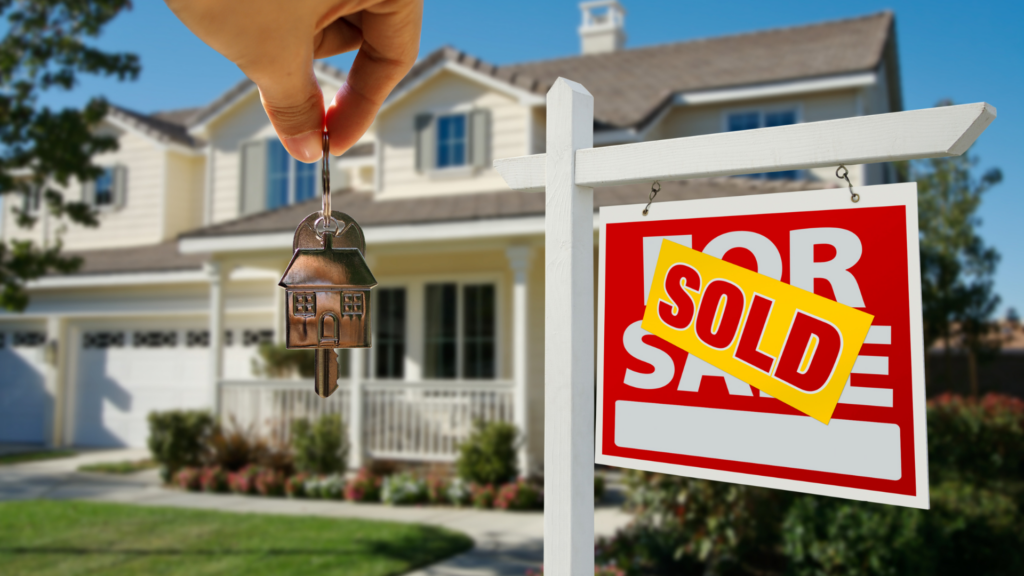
0;501;473;576
0;450;76;466
77;459;156;475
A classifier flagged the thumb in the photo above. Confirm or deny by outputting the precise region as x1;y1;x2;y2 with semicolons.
255;65;325;163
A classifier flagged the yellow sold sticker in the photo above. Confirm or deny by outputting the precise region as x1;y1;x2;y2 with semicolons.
641;240;874;424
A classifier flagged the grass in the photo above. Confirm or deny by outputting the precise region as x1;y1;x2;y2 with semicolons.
77;459;157;475
0;501;473;576
0;450;76;466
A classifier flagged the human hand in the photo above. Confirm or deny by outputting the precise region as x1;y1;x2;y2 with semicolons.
165;0;422;161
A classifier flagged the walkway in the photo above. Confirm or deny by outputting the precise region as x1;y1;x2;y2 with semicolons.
0;449;634;575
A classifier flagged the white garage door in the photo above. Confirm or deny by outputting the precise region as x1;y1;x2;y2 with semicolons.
0;330;49;443
74;328;210;447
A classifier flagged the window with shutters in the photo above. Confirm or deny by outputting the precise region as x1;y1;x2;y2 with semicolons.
414;109;490;175
436;114;467;168
82;165;127;210
241;139;318;215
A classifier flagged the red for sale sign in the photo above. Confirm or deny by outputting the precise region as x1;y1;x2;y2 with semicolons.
595;184;929;508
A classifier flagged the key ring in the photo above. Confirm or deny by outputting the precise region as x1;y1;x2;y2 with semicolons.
315;131;340;237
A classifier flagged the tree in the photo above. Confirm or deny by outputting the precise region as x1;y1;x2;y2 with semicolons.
903;102;1002;396
0;0;139;311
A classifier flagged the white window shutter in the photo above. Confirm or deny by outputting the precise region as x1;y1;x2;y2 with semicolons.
240;140;267;215
469;109;490;169
113;165;128;208
414;113;434;173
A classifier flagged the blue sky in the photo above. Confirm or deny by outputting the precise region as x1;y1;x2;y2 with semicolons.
37;1;1022;315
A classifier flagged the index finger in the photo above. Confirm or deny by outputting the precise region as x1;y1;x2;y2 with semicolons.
325;0;422;155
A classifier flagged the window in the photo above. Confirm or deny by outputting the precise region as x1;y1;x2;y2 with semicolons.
726;108;799;180
425;284;458;378
94;167;115;206
436;114;467;168
463;285;496;379
424;282;496;379
376;288;406;379
266;139;317;210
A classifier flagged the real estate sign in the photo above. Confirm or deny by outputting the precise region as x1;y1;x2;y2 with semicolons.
596;184;929;509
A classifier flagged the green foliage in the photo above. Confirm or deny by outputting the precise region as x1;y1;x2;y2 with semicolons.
344;468;381;502
381;472;429;505
0;1;140;311
251;343;315;378
494;479;543;510
291;413;348;474
609;393;1024;575
0;449;75;465
77;459;155;475
147;410;213;482
203;418;268;472
456;420;518;485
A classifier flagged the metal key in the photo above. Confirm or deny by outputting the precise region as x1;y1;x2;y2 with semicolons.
278;132;376;398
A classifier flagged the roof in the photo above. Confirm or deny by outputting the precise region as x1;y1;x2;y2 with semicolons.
65;239;208;276
182;177;828;239
280;247;377;288
108;105;202;148
394;11;896;130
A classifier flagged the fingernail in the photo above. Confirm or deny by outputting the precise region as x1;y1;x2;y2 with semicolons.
283;132;323;163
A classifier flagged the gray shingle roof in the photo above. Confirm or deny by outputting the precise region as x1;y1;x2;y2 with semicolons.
66;239;208;275
396;12;896;130
181;177;829;240
108;105;202;148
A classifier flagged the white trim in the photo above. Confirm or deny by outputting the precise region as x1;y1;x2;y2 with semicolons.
380;60;545;118
674;71;877;107
27;269;208;290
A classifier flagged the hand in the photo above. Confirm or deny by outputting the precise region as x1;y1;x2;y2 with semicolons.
165;0;422;162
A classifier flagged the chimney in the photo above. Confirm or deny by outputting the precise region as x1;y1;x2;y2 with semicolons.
579;0;626;55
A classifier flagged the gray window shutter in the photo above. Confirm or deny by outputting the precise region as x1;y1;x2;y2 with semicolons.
113;165;128;208
81;179;96;207
240;140;267;215
414;113;434;173
469;109;490;169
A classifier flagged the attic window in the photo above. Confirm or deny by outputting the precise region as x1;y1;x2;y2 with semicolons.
85;165;127;209
436;114;467;168
726;108;799;180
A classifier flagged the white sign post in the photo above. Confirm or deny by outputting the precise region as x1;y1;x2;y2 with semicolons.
495;77;995;575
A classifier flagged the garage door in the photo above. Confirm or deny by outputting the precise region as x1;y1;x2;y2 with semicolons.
74;328;210;447
0;330;48;443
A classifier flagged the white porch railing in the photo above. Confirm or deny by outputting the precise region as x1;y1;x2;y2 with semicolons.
218;379;515;461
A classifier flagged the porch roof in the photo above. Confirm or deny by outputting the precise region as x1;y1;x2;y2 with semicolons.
180;177;825;242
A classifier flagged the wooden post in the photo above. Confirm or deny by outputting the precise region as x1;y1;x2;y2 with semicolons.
544;78;595;576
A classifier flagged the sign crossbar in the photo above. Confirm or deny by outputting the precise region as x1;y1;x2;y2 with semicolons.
496;102;995;191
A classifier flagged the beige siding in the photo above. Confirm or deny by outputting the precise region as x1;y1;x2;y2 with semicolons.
377;70;528;199
164;152;205;237
3;126;171;250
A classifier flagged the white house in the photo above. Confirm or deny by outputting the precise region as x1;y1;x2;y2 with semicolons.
0;5;902;473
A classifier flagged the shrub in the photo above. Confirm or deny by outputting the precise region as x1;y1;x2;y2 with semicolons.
494;479;543;511
456;420;517;485
446;477;471;506
148;410;213;482
200;466;229;493
382;472;428;505
228;465;262;494
255;468;285;497
204;419;268;473
426;474;449;505
285;473;309;498
344;468;381;502
595;474;606;501
470;483;496;509
291;414;348;475
252;342;315;378
304;474;345;499
175;466;201;491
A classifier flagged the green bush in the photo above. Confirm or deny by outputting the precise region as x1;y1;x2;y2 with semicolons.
381;472;428;505
456;420;518;485
291;414;348;474
252;342;315;378
147;410;213;482
607;393;1024;575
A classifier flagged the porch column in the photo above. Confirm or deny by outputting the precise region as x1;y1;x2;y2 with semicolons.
205;261;225;415
349;348;365;470
506;245;533;476
44;316;68;447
